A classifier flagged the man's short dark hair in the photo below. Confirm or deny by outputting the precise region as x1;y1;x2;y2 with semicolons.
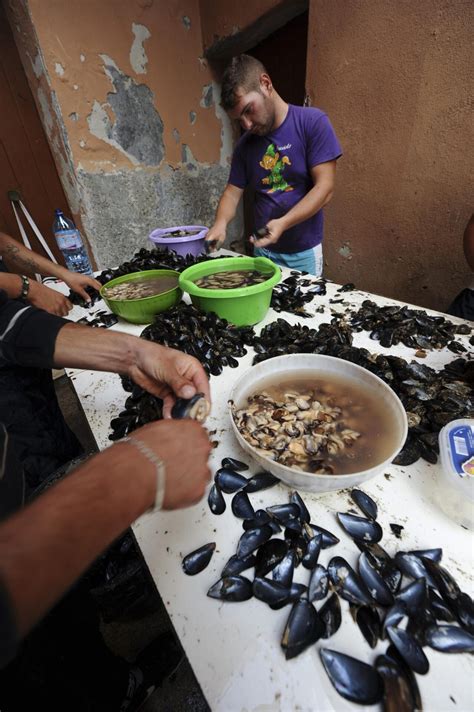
221;54;268;111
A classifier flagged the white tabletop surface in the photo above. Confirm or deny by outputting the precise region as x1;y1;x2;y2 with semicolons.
55;253;474;712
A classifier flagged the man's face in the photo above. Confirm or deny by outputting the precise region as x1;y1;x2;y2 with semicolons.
228;83;276;136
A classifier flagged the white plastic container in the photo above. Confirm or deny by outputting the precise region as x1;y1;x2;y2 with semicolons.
437;418;474;529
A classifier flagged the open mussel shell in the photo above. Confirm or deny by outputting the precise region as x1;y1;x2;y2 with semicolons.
320;648;383;705
207;575;253;602
420;557;461;601
215;468;248;494
231;491;255;519
236;524;273;559
182;542;216;575
290;491;310;523
351;488;378;520
244;471;279;493
281;599;323;660
255;539;288;577
302;533;322;570
425;624;474;653
375;654;414;712
221;553;256;578
337;512;383;543
353;605;381;648
221;457;249;471
304;522;340;549
328;556;373;606
386;644;423;710
253;577;290;606
358;552;394;606
272;550;296;588
319;593;342;639
386;626;430;675
208;483;226;515
355;540;402;594
171;393;210;422
308;564;329;602
428;589;455;623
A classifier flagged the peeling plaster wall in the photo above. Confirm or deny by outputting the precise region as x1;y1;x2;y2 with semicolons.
8;0;240;266
307;0;473;312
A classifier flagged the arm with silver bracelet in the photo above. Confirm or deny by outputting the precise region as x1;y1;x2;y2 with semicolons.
121;436;166;512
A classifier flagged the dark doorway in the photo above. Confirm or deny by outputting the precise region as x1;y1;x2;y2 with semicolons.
242;11;309;248
0;1;69;263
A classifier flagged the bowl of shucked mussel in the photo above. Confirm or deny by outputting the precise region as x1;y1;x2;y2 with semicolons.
100;269;182;324
229;354;408;493
178;256;281;326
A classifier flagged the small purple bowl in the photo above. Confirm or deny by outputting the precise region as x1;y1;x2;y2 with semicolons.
149;225;208;258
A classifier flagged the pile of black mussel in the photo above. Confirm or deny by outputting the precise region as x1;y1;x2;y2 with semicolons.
182;465;474;708
251;318;474;466
271;273;326;317
351;300;471;351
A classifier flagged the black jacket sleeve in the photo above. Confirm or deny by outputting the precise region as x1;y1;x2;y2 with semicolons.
0;291;68;369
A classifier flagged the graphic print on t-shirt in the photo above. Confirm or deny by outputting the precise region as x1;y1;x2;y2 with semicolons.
259;143;294;193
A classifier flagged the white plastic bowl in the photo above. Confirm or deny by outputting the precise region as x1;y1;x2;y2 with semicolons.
228;354;408;493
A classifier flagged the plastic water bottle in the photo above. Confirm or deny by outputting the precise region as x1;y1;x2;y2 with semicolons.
52;209;92;275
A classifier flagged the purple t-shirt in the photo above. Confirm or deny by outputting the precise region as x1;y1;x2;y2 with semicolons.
228;105;342;253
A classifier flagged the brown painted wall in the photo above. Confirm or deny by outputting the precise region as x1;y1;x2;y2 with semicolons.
199;0;282;50
306;0;473;312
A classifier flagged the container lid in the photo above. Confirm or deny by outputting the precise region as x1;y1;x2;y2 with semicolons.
439;418;474;479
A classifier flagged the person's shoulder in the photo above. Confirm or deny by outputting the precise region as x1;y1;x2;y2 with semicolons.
290;104;328;127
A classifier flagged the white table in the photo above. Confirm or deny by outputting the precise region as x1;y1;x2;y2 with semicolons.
60;254;473;711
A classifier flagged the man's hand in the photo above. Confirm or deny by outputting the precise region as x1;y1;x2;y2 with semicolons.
28;280;73;316
122;419;212;509
61;271;102;302
204;222;226;252
250;218;286;249
129;341;211;417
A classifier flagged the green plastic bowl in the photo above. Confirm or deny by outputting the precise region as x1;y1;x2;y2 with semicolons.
100;269;182;324
178;256;281;326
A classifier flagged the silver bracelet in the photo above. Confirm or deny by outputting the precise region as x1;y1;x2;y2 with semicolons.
121;436;166;512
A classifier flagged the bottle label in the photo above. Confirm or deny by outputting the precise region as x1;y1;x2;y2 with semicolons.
55;229;81;250
447;424;474;477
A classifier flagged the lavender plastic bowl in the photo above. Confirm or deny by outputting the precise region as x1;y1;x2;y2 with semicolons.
148;225;208;258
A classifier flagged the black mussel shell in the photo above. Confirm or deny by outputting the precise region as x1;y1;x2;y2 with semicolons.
375;655;414;712
351;488;378;520
243;471;279;493
242;509;271;530
308;564;329;602
383;602;408;636
266;503;301;526
337;512;383;543
215;468;248;494
207;575;253;602
236;525;273;559
358;552;394;607
453;592;474;633
281;599;323;660
272;550;296;588
420;557;460;601
284;528;307;565
355;606;381;648
221;457;249;471
394;553;437;589
304;522;340;549
409;547;442;563
428;589;455;623
208;484;226;515
182;542;216;575
221;553;256;578
386;645;423;710
171;393;209;421
302;533;322;570
255;539;288;577
320;648;383;705
328;556;373;606
231;491;255;519
290;491;310;523
386;626;429;675
245;472;280;494
319;593;342;639
253;577;290;606
425;624;474;653
270;582;307;610
396;578;427;615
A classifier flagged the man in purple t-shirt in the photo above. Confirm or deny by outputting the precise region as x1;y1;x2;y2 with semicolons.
205;54;342;275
